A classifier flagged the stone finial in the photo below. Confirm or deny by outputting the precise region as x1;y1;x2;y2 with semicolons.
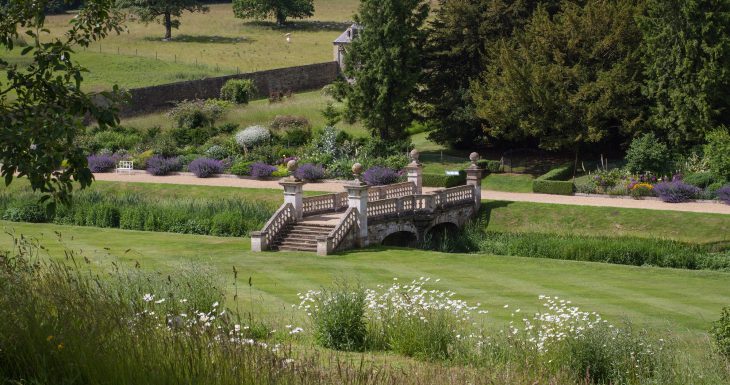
469;152;480;166
409;149;420;165
352;162;363;181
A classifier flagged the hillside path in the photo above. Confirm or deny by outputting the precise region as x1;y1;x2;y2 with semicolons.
93;172;730;215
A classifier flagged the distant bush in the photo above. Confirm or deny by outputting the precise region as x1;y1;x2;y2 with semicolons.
220;78;256;104
379;154;409;171
271;115;310;130
683;172;719;189
168;99;226;130
295;163;325;181
718;185;730;205
477;159;502;173
705;129;730;181
280;128;312;146
625;133;672;175
204;145;229;160
363;166;401;186
92;130;141;152
422;172;466;188
87;155;117;173
250;162;276;178
229;160;253;176
132;150;155;170
271;165;289;178
653;180;701;203
2;202;47;223
146;156;182;176
188;158;223;178
712;307;730;358
151;132;181;157
235;125;271;149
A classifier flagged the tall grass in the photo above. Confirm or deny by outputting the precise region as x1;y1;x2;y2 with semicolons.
0;189;274;237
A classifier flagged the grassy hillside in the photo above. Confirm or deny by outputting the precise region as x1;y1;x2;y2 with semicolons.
1;1;359;91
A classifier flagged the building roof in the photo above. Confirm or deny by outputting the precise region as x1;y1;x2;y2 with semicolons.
333;23;362;45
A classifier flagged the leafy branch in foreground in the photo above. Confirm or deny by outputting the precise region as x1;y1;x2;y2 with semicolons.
0;0;127;208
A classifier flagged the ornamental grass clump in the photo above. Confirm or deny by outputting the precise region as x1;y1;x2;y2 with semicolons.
363;166;401;186
653;180;701;203
188;158;224;178
87;154;116;173
146;156;182;176
294;163;325;181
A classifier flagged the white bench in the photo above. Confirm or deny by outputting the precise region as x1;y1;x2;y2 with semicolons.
116;160;134;174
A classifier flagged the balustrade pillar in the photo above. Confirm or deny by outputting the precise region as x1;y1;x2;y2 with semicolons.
280;160;304;220
465;152;484;211
406;149;423;194
346;163;369;247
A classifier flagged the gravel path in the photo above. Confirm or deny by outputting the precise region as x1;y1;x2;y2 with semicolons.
93;172;730;215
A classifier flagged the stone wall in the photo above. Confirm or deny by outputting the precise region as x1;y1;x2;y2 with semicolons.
119;61;339;116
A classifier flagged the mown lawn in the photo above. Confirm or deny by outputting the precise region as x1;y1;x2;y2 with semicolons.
1;220;728;346
1;1;359;91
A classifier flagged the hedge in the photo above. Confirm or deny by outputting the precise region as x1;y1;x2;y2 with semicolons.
422;171;466;188
532;164;574;195
476;159;502;173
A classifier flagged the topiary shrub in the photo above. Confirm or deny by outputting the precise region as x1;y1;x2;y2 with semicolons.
422;172;466;188
477;159;502;173
532;164;574;195
220;78;256;104
229;160;253;176
250;162;277;179
235;125;271;149
653;180;701;203
146;156;182;176
704;129;730;181
188;158;223;178
87;155;116;173
718;184;730;205
625;133;672;174
295;163;325;181
363;166;401;186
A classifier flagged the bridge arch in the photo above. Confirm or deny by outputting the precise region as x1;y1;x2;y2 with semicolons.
425;221;460;245
381;231;418;247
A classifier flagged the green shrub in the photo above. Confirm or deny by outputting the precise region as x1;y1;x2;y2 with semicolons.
625;133;673;174
92;130;141;152
271;165;288;178
220;78;256;104
705;129;730;181
168;99;226;130
380;154;409;170
229;161;253;176
532;164;574;194
308;283;368;351
712;306;730;358
422;172;466;188
476;159;502;173
2;202;47;223
683;172;720;189
132;150;155;170
271;115;310;131
152;132;181;157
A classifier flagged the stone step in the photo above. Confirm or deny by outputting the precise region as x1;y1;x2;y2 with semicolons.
287;229;333;236
277;238;318;246
291;224;335;231
284;234;326;242
276;245;318;252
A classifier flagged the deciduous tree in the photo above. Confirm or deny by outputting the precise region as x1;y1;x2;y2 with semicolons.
232;0;314;26
0;0;126;207
116;0;208;40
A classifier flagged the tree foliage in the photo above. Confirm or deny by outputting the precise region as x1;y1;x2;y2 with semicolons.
116;0;208;39
472;0;646;152
344;0;429;141
232;0;314;26
419;0;559;149
0;0;126;207
639;0;730;147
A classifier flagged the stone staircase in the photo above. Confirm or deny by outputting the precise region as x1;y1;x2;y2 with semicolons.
272;222;335;252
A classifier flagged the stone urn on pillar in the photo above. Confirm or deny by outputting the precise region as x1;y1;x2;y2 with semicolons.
279;159;304;220
405;149;423;194
465;152;484;211
345;162;369;247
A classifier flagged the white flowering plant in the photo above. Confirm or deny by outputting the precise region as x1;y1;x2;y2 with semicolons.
235;125;271;149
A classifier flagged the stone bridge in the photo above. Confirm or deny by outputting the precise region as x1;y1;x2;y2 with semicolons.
251;151;484;255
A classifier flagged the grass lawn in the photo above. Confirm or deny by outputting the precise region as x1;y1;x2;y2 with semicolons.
1;1;359;91
120;90;369;138
483;173;535;192
1;220;728;347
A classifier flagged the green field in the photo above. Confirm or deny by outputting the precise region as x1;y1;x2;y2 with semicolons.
1;1;359;91
2;219;728;345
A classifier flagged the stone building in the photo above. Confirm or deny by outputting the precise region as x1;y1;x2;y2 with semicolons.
332;23;362;72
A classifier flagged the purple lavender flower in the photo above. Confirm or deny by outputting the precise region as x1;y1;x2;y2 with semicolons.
250;162;277;178
294;163;325;181
718;184;730;205
188;158;224;178
87;155;116;173
363;166;401;186
146;156;182;176
653;180;701;203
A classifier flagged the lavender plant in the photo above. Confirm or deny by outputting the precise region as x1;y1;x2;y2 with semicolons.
188;158;224;178
363;166;401;186
146;156;182;176
250;162;277;178
87;155;116;173
294;163;325;181
718;184;730;205
653;180;701;203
